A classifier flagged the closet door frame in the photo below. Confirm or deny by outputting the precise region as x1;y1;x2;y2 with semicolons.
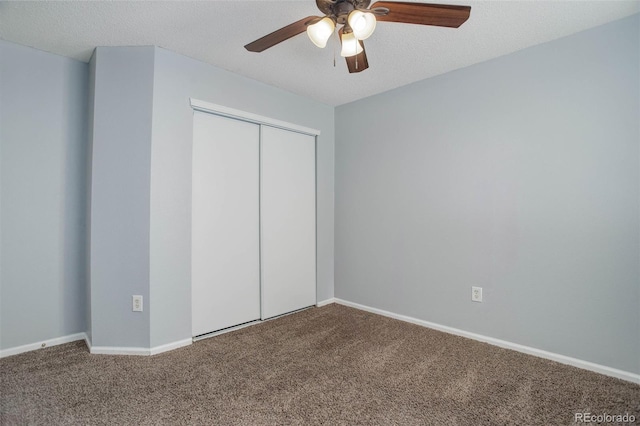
189;98;320;327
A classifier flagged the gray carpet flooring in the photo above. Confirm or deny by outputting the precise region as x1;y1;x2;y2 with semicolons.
1;304;639;425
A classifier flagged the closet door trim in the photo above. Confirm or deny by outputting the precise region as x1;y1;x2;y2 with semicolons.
190;98;320;137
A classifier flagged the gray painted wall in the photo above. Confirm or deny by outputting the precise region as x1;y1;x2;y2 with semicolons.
335;15;639;373
90;47;154;348
149;47;335;347
0;40;88;349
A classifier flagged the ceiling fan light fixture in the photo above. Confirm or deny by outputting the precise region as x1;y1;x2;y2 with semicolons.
348;10;376;40
244;1;472;74
306;17;335;48
340;30;363;57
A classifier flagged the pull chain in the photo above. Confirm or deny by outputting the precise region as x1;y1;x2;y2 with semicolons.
355;46;358;70
333;28;338;68
333;28;340;68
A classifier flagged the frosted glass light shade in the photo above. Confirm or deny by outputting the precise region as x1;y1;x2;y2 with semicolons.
348;10;376;40
340;31;364;57
306;17;335;48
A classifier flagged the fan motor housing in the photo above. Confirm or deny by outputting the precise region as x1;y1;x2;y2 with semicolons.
316;0;372;23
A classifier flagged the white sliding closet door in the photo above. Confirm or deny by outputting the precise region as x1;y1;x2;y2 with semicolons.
192;111;260;336
261;126;316;319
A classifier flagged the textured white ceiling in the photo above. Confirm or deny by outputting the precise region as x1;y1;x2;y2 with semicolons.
0;1;638;106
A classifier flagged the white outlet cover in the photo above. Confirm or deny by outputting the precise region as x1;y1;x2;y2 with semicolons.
132;295;143;312
472;287;483;302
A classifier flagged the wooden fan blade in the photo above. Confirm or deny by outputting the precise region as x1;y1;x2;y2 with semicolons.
245;16;320;52
370;2;470;28
345;43;369;73
338;27;369;73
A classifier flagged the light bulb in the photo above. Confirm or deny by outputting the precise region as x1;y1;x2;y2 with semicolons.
306;17;335;48
340;31;363;57
348;10;376;40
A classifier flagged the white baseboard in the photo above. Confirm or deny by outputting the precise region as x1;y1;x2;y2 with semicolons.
316;297;336;307
84;334;92;352
0;332;87;358
150;338;192;355
333;298;640;384
90;345;151;356
89;338;192;356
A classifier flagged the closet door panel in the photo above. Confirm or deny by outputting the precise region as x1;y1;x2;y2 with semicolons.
261;126;316;319
192;112;260;336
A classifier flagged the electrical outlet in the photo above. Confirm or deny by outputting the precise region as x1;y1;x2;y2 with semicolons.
471;287;482;302
132;295;143;312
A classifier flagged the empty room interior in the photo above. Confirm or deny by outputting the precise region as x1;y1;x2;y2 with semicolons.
1;0;639;424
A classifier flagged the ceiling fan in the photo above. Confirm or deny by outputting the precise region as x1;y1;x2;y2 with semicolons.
244;0;471;73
